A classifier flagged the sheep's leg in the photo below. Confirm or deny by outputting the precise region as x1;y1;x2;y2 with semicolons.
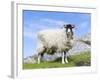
64;51;68;63
62;52;65;64
38;54;41;64
65;57;68;63
38;54;44;64
37;45;46;64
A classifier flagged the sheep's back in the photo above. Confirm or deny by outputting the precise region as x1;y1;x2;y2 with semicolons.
37;29;68;49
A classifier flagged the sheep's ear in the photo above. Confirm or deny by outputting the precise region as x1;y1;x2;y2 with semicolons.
71;25;75;29
63;25;67;28
64;25;65;26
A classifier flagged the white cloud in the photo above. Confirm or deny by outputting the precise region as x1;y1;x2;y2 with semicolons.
23;18;71;40
75;21;90;38
24;27;37;40
41;18;69;26
79;21;89;29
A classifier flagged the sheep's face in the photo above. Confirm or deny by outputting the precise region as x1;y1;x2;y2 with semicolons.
63;24;75;31
63;24;75;39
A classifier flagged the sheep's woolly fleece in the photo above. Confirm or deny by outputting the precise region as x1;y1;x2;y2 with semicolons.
36;28;74;54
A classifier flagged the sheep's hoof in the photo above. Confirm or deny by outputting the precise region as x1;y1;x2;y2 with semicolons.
62;63;65;64
65;59;68;63
37;61;40;64
62;61;65;64
65;61;68;63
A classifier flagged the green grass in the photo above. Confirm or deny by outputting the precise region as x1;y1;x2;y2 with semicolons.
23;62;75;69
68;51;91;66
23;51;91;69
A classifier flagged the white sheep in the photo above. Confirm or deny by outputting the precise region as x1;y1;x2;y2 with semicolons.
36;24;75;64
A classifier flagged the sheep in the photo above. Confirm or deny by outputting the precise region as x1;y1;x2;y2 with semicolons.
36;24;75;64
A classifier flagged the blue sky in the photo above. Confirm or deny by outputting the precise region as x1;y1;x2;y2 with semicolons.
23;10;91;58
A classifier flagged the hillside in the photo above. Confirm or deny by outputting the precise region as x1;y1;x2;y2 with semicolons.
23;51;91;69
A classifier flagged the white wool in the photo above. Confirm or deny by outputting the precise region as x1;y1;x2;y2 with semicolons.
37;28;74;53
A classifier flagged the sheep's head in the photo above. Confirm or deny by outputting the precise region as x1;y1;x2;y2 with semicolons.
63;24;75;39
64;24;75;30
